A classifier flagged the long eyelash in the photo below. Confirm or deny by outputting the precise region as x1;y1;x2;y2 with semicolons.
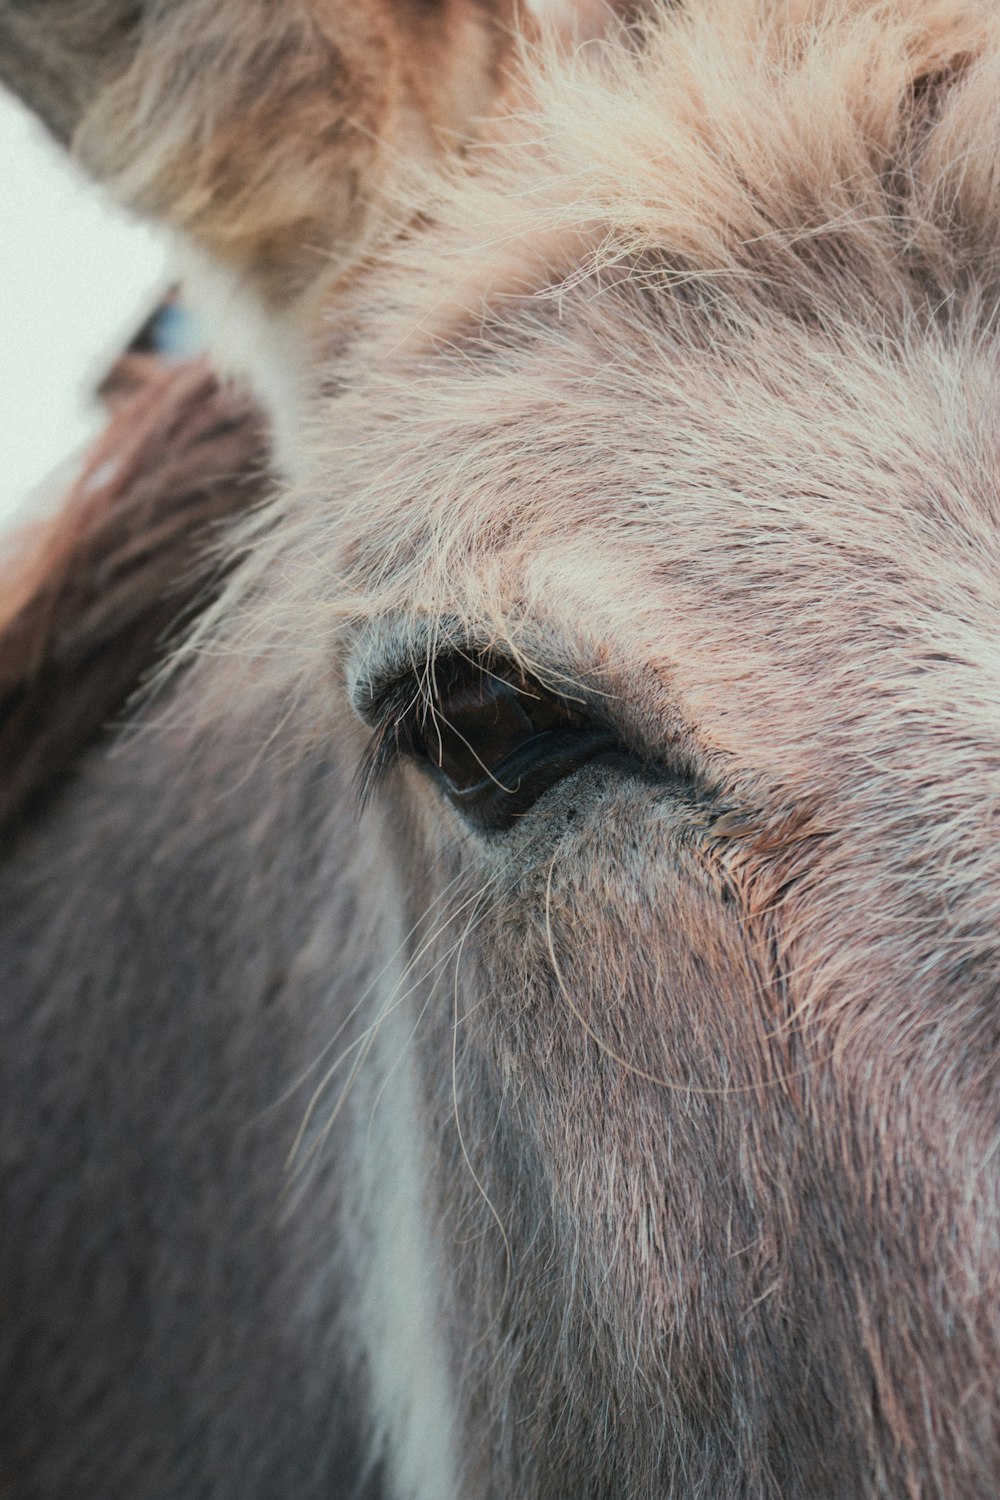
352;677;427;811
352;652;542;813
352;721;397;812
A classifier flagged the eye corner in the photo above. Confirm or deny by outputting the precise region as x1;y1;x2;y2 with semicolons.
355;649;631;830
350;665;410;731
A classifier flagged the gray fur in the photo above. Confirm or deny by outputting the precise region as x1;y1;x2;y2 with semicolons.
0;705;384;1498
6;1;1000;1496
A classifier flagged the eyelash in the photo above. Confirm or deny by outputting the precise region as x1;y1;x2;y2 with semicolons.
353;675;425;804
354;653;632;832
354;652;723;839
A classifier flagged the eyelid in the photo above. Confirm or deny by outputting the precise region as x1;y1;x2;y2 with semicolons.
353;655;595;810
353;651;721;839
353;666;423;730
356;653;604;736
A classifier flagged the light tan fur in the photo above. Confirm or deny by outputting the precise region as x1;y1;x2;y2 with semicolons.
0;0;518;323
184;4;1000;1485
5;2;1000;1496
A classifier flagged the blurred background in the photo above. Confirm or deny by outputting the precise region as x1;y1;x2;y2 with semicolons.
0;89;170;533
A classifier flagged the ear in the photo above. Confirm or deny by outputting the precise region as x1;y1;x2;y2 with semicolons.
0;0;518;308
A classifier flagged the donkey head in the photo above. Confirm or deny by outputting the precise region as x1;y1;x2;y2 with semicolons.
5;0;1000;1495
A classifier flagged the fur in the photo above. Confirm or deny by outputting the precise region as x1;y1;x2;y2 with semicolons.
0;0;518;452
0;356;271;834
4;1;1000;1495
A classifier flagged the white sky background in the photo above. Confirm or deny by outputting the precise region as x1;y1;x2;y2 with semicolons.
0;89;170;534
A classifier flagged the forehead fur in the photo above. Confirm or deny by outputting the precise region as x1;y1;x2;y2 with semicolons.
363;0;1000;344
221;0;1000;721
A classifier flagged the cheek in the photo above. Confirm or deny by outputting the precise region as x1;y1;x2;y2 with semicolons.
429;804;781;1259
467;797;773;1080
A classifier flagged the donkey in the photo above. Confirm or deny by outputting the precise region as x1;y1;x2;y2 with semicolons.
3;0;1000;1494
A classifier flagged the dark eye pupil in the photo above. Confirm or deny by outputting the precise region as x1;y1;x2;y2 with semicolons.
430;678;538;790
380;657;634;831
362;653;686;833
416;669;579;792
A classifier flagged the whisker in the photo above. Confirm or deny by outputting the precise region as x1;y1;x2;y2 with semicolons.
287;863;512;1176
259;864;472;1137
282;866;482;1165
450;884;514;1307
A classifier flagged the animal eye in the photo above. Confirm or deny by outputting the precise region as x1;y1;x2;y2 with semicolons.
367;657;625;832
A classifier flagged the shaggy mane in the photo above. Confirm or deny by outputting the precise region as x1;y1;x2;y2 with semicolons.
0;359;272;835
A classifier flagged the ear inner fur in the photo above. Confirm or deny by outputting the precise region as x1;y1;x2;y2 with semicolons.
0;0;520;311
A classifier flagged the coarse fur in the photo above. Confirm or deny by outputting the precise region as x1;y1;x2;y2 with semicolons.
0;356;272;834
4;0;1000;1496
